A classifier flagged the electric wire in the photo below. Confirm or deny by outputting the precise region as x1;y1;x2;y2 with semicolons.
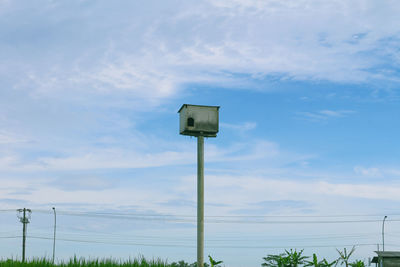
27;235;391;249
4;232;398;250
0;236;20;239
29;209;400;218
26;230;381;242
4;209;400;253
25;209;400;224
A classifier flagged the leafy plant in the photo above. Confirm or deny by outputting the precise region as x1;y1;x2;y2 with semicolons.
262;253;290;267
170;260;190;267
0;256;170;267
336;246;356;267
349;260;365;267
262;249;308;267
286;249;308;266
185;262;209;267
208;255;223;267
304;254;336;267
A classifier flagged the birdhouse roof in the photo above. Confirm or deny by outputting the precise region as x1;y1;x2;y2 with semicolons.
178;104;220;113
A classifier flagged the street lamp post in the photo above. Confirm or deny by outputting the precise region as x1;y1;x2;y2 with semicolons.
382;215;387;251
52;207;56;264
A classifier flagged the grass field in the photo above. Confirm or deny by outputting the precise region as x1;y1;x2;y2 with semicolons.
0;257;172;267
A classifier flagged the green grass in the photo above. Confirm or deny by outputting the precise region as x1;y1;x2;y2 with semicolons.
0;256;170;267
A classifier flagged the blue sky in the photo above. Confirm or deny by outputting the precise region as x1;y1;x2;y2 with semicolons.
1;1;400;266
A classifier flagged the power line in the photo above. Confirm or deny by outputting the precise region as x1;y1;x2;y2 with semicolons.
30;209;400;218
0;209;18;212
27;210;400;224
51;224;396;239
204;219;400;224
24;228;386;246
28;236;197;248
0;236;20;239
3;209;400;256
26;230;380;242
27;235;390;249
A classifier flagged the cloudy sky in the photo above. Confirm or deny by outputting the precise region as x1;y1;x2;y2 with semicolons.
1;1;400;266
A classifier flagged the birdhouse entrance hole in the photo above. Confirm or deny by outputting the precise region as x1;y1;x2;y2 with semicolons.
187;117;195;127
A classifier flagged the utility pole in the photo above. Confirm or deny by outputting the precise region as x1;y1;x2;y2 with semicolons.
52;207;56;264
17;208;31;263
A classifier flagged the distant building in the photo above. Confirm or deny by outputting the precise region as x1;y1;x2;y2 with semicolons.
371;251;400;267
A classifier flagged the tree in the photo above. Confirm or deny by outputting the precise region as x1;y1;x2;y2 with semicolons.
262;253;290;267
208;255;223;267
286;249;308;266
304;254;337;267
336;247;356;267
262;249;308;267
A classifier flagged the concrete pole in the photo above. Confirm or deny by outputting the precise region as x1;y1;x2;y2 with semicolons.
197;135;204;267
52;207;56;264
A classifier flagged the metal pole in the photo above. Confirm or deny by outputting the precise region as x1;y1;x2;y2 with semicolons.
382;215;387;251
197;135;204;267
22;208;26;263
52;207;56;264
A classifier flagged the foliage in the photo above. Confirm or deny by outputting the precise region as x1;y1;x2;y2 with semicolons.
208;255;223;267
0;258;217;267
168;260;210;267
0;248;369;267
262;252;289;267
0;256;169;267
336;247;356;267
262;249;308;267
349;260;365;267
304;254;336;267
170;260;190;267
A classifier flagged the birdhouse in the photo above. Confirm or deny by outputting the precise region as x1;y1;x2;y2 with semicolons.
178;104;219;137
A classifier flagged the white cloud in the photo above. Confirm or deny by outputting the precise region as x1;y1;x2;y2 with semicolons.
50;176;117;191
220;121;257;132
354;166;383;178
319;110;354;117
0;183;169;211
2;167;400;215
0;137;303;171
354;166;400;179
1;0;400;107
0;131;28;144
16;150;194;171
0;0;397;217
173;172;400;216
0;155;18;168
297;110;355;121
